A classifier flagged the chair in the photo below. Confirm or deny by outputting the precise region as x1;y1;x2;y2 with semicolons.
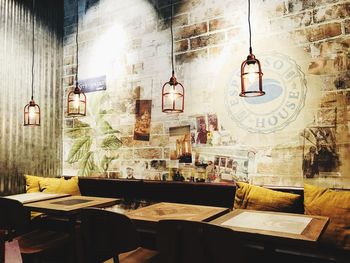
156;219;250;263
0;197;70;263
79;207;158;263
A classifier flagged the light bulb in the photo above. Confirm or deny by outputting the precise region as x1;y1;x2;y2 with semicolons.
73;93;80;109
169;85;176;102
246;64;257;84
29;106;36;121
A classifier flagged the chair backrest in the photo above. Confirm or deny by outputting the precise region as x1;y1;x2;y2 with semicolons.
0;197;30;237
79;208;140;263
157;219;248;263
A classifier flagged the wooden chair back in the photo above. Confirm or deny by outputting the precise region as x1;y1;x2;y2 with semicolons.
0;198;30;238
157;219;248;263
80;208;140;263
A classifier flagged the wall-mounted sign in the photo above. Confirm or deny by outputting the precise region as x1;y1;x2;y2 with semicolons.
78;75;106;93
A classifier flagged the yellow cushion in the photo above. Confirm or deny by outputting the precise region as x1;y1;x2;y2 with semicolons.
24;175;42;193
39;177;81;196
304;183;350;251
234;182;302;213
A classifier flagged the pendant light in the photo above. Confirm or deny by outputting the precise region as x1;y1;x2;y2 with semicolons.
67;0;86;117
24;0;40;126
162;0;184;113
240;0;265;97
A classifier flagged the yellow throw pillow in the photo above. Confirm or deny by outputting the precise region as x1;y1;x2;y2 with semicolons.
234;182;302;213
39;176;81;196
304;183;350;251
25;175;42;193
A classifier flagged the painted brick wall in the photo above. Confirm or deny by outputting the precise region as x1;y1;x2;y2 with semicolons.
63;0;350;188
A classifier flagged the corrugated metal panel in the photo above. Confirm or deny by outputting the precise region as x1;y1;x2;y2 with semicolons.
0;0;63;195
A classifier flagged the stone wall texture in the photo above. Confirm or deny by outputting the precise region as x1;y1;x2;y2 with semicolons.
63;0;350;189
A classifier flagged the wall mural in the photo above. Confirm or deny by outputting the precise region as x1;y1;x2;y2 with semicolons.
65;93;122;176
62;0;350;189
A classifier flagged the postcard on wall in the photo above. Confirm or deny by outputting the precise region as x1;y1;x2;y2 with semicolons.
169;125;192;163
134;100;152;141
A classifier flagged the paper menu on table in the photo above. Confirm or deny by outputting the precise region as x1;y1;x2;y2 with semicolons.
5;192;69;204
221;211;312;235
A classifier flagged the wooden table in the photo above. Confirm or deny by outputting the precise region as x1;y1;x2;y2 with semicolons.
24;195;119;263
24;195;118;215
126;202;230;232
211;209;329;244
211;208;329;259
4;192;70;204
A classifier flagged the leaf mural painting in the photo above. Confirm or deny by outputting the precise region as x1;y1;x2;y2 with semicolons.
67;137;92;163
101;135;122;150
79;151;96;177
65;92;122;177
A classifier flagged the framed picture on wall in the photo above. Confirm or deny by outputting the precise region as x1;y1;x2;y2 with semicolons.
133;100;152;141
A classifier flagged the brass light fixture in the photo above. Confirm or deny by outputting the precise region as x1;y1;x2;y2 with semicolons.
24;0;40;126
67;0;86;117
240;0;265;97
162;0;184;113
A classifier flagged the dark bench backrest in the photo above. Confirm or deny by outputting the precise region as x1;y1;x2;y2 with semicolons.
78;178;236;208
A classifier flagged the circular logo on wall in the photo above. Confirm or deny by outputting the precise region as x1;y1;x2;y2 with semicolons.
225;52;307;133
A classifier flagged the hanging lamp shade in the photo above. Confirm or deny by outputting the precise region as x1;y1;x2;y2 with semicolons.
162;73;184;113
24;99;40;126
162;0;184;113
240;52;264;97
67;86;86;116
24;0;40;127
67;0;86;117
239;0;265;97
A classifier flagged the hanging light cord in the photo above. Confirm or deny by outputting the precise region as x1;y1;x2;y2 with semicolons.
170;0;174;75
248;0;252;54
31;0;35;101
75;0;79;87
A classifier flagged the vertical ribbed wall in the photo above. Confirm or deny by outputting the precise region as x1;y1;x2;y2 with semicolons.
0;0;63;195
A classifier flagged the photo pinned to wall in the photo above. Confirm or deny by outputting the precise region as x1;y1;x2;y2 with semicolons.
302;127;340;178
145;160;167;181
169;125;192;163
213;155;249;182
207;113;218;131
133;100;152;141
207;113;219;145
196;116;208;144
121;160;149;180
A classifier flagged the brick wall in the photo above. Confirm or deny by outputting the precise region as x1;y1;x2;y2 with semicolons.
63;0;350;189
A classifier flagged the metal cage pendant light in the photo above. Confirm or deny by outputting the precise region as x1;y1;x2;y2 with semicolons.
67;0;86;117
240;0;265;97
24;0;40;127
162;1;184;113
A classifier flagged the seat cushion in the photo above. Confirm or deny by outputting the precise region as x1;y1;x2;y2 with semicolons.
39;177;81;196
304;183;350;251
25;175;42;193
234;182;302;213
119;247;158;263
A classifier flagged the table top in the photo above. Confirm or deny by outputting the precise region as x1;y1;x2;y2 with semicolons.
211;209;329;243
4;192;71;204
126;202;229;223
24;195;119;215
